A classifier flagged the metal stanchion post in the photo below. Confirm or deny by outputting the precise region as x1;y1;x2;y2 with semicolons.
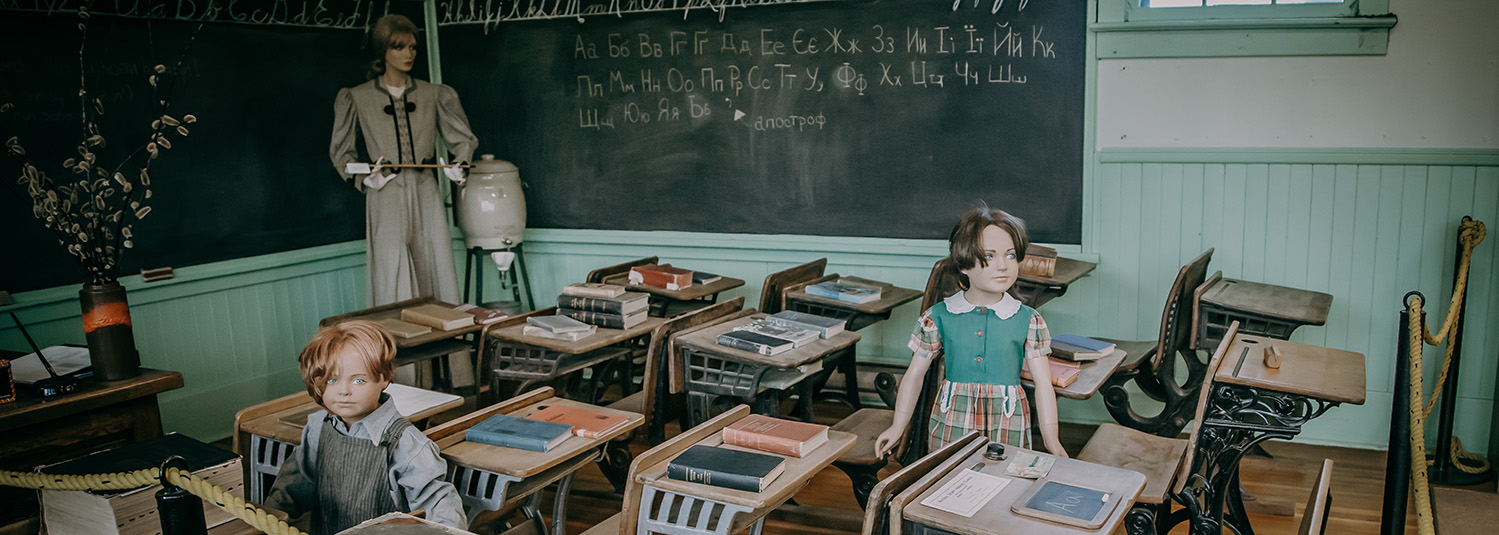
1381;295;1419;535
156;456;207;535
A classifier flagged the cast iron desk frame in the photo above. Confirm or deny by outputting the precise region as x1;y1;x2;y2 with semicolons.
1192;273;1333;351
782;277;922;409
484;315;667;403
1168;333;1365;535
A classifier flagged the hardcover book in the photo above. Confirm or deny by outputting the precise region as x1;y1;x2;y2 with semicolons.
721;414;829;458
1021;357;1082;388
834;276;892;290
526;405;632;439
732;320;819;348
1019;244;1059;278
464;414;572;452
556;291;649;315
562;282;627;298
526;314;594;334
453;303;508;325
523;324;597;342
628;264;694;290
691;271;723;285
1050;334;1116;362
715;330;795;356
804;281;881;304
401;304;474;331
666;445;785;492
374;318;432;339
558;307;647;330
40;433;243;535
766;310;847;339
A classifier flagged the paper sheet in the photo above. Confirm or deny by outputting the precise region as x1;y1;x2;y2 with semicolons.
8;345;91;384
919;468;1012;517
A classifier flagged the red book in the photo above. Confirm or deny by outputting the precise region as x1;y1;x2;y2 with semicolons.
721;414;829;458
454;304;508;325
627;264;694;290
526;405;631;439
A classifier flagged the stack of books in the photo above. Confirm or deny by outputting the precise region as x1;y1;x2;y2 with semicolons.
715;318;819;356
556;287;649;330
562;282;627;298
1050;334;1116;362
401;304;474;331
524;315;597;342
1020;356;1082;388
721;414;829;458
1019;244;1059;278
804;279;882;304
765;310;846;339
40;433;243;535
628;264;694;290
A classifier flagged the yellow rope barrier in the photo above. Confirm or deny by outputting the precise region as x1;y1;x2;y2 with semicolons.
0;466;307;535
1406;218;1487;535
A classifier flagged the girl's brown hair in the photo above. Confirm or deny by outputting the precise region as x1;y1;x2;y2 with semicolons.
298;320;397;405
947;202;1029;286
367;14;420;79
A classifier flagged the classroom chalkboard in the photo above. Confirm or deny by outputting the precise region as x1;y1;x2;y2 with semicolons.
444;0;1085;242
0;8;375;293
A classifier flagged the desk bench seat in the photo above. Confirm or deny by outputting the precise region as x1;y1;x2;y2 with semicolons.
1077;424;1186;505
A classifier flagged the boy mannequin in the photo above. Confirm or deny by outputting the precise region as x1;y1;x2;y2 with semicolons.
264;320;465;534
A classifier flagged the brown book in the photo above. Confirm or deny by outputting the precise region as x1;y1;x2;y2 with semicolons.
454;303;508;325
1019;245;1058;278
374;318;432;338
1021;356;1080;388
526;404;631;439
401;304;473;331
721;414;829;458
628;264;694;290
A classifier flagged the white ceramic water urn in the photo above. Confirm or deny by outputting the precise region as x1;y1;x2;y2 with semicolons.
458;154;526;249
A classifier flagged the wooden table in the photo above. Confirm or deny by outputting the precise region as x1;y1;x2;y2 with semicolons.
1193;273;1333;350
1175;333;1365;535
485;313;666;402
633;425;857;535
430;389;644;535
321;297;487;393
674;313;861;425
601;272;746;317
0;368;183;526
901;445;1147;535
1013;257;1097;309
234;384;464;503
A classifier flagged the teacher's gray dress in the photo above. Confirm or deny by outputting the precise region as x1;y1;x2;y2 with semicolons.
330;78;477;306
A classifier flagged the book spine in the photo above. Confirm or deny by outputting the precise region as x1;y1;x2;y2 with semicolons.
666;462;762;492
559;308;627;329
715;334;773;356
557;295;627;314
722;428;800;457
464;430;548;452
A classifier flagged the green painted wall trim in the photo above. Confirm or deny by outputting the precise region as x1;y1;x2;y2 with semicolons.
1091;15;1398;32
1097;148;1499;166
1094;24;1389;58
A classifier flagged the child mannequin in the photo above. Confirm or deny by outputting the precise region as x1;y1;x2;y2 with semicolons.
264;321;465;534
873;205;1068;459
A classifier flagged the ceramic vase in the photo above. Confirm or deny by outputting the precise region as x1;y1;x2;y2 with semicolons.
79;281;141;381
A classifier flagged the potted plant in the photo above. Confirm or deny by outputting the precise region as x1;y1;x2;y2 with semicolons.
2;5;201;381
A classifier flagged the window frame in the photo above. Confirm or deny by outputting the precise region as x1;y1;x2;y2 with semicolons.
1092;0;1397;58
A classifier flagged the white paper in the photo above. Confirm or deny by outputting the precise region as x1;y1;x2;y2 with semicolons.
344;162;371;174
8;345;91;384
385;383;462;419
920;468;1012;517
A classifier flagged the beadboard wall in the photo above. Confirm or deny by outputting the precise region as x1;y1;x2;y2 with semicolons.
2;149;1495;453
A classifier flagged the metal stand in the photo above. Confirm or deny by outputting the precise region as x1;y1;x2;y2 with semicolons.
1381;296;1418;535
463;243;534;311
1429;218;1491;485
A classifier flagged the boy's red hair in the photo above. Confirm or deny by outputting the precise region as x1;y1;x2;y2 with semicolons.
298;320;397;405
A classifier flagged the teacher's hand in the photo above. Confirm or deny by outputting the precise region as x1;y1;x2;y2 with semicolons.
362;158;394;190
443;161;466;185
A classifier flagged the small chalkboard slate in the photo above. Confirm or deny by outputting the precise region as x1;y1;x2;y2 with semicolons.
1010;478;1121;530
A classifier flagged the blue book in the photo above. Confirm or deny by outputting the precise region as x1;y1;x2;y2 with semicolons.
465;414;573;452
804;281;880;304
1050;334;1116;361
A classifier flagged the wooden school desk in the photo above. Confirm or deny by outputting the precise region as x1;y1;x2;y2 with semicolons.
484;311;666;403
427;388;643;535
673;313;861;426
1193;271;1333;350
320;297;487;393
630;406;857;535
1178;333;1365;535
1036;348;1129;401
0;368;183;527
900;444;1147;535
601;272;746;317
781;275;923;332
1012;256;1097;309
233;383;463;503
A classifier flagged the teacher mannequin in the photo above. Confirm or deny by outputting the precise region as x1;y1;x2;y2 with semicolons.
330;14;477;307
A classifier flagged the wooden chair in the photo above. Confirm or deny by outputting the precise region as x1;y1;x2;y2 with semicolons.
586;256;659;284
1074;321;1238;535
758;258;827;314
596;297;745;492
860;431;986;535
1095;248;1216;437
1298;459;1333;535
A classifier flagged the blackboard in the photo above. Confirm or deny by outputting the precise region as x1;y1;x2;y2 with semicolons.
0;7;376;293
445;0;1085;242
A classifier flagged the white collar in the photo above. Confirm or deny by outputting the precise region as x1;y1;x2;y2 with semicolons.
943;291;1023;319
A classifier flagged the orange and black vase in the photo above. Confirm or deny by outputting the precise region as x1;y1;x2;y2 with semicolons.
79;282;141;381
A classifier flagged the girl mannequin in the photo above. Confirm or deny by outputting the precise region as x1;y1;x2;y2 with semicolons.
330;14;478;307
873;205;1068;458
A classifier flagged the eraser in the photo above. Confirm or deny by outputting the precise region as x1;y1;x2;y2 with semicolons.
344;162;371;174
1263;345;1283;369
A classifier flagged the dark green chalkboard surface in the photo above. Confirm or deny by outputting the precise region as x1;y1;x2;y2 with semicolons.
445;0;1085;242
0;11;370;293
